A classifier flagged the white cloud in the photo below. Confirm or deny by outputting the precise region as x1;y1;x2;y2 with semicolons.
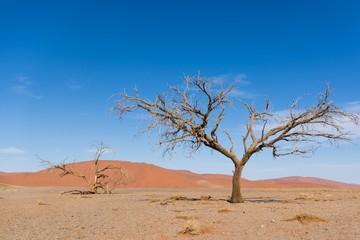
229;88;257;99
206;73;255;99
10;75;42;99
0;147;26;154
251;102;360;144
304;163;360;170
17;75;31;84
344;101;360;113
67;81;86;90
86;148;116;154
208;73;250;85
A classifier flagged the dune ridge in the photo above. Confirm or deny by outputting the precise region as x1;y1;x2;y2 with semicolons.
0;160;359;189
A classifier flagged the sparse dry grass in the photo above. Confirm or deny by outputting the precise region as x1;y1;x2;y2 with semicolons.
284;214;327;224
170;194;187;201
178;220;200;236
295;193;317;201
175;214;197;220
218;205;232;213
295;192;336;202
200;195;212;200
37;199;48;205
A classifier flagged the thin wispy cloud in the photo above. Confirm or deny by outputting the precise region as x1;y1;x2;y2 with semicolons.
234;73;250;85
10;75;42;99
344;101;360;113
229;88;257;99
305;163;360;170
251;102;360;142
0;147;26;154
207;73;255;99
86;148;116;154
209;73;250;85
67;80;86;91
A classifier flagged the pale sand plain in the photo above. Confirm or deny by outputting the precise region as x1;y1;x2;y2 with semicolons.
1;185;359;240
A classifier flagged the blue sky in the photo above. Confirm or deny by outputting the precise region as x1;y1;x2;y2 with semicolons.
1;1;360;183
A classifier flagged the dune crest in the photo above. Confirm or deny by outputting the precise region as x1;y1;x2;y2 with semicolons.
0;160;359;189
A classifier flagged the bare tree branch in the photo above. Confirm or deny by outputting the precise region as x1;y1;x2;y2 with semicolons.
111;74;237;159
38;142;127;194
111;75;359;203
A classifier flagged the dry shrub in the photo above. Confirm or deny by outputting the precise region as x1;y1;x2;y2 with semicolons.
200;195;212;200
324;194;335;201
284;214;327;224
37;199;48;205
170;195;187;201
160;201;169;205
295;193;317;201
296;193;335;202
218;205;232;213
179;220;200;236
175;214;197;220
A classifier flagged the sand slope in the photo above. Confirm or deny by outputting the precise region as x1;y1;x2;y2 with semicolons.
0;160;359;188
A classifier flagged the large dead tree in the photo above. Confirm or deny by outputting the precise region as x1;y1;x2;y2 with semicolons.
39;142;127;194
111;74;359;203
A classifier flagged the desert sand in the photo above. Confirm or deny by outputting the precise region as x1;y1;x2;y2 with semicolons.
1;161;359;239
1;185;360;240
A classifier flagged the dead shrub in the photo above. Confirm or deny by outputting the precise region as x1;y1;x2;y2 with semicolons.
170;195;187;201
175;214;197;220
218;205;232;213
179;220;200;236
284;214;327;224
295;193;317;201
200;195;212;200
37;199;48;205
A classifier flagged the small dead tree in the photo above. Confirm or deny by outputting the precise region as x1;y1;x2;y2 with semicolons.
111;73;359;203
39;142;127;194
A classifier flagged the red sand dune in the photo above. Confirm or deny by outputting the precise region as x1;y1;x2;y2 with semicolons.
0;160;359;189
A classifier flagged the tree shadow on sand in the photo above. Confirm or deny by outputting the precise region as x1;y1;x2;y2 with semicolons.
244;197;296;204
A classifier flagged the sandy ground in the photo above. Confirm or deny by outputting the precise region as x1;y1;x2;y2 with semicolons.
1;185;359;240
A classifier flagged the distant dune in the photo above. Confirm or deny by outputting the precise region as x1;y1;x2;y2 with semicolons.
0;160;359;189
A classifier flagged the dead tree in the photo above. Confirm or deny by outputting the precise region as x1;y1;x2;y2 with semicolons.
111;73;359;203
39;142;127;194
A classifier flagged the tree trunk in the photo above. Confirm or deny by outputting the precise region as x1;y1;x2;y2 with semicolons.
93;159;99;194
229;164;244;203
